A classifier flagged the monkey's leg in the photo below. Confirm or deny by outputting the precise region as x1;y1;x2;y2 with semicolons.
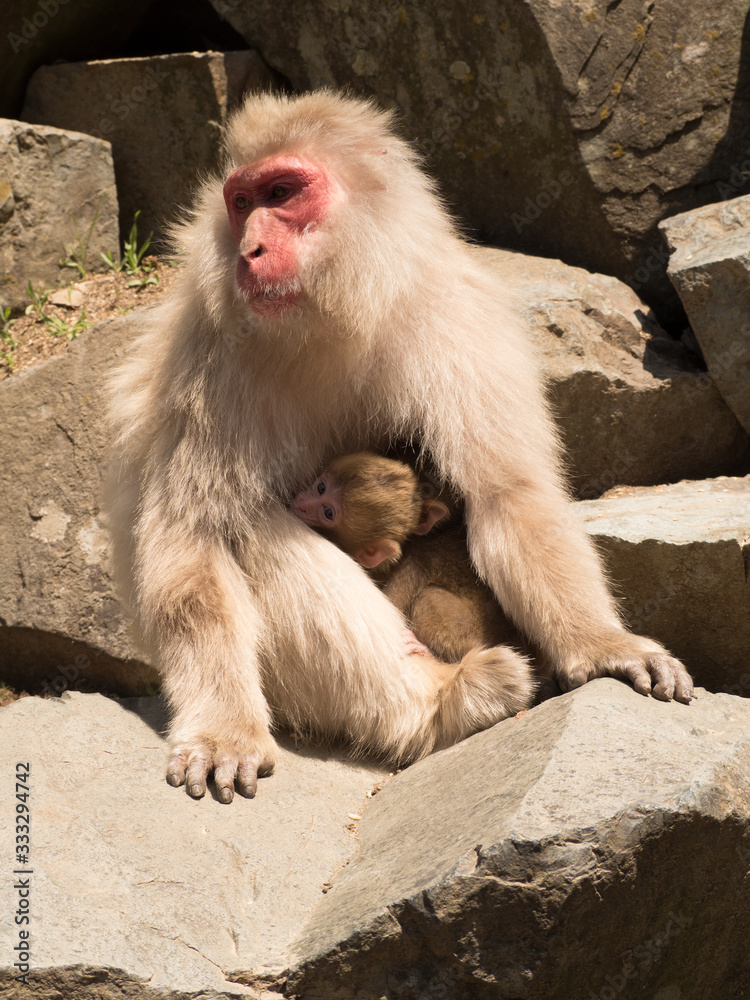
244;512;532;762
433;645;536;749
409;586;535;737
409;585;491;662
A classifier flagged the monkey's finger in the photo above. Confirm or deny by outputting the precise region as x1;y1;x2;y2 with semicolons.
185;753;211;799
213;757;239;804
671;662;694;704
650;657;694;704
236;752;275;798
236;757;259;799
647;657;677;702
166;750;189;788
556;665;590;691
622;661;653;697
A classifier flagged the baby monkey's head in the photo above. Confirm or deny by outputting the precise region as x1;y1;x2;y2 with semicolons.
292;451;448;568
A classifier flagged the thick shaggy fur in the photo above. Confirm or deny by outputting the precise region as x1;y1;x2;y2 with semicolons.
107;91;692;799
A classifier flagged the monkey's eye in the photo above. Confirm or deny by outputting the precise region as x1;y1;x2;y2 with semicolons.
234;195;250;210
323;505;334;522
270;185;291;200
316;480;326;495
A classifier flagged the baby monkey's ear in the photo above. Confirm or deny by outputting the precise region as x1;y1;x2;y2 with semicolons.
354;539;402;569
413;498;450;536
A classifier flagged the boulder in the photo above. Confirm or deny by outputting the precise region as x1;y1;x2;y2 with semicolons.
210;0;750;317
0;119;119;313
580;476;750;694
0;0;151;120
282;681;750;1000
480;248;750;495
0;691;389;997
22;51;279;248
660;194;750;434
3;683;748;999
0;312;156;695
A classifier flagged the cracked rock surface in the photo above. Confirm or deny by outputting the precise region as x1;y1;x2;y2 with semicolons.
3;683;748;999
280;680;750;1000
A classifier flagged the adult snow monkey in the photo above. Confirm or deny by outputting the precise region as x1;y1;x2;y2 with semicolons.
107;90;693;804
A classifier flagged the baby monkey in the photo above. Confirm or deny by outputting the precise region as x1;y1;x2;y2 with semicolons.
292;452;536;729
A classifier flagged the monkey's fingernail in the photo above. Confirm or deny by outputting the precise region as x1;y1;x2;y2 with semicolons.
239;783;256;798
166;773;182;786
218;787;233;803
189;783;204;797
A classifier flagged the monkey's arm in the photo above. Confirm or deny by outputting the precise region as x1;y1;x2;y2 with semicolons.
417;307;693;704
133;512;277;803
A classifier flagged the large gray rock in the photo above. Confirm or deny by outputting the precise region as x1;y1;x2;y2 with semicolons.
580;476;750;694
660;195;750;434
0;312;156;695
481;248;750;495
0;691;388;997
22;51;279;248
282;682;750;1000
210;0;750;316
3;684;748;999
0;119;119;313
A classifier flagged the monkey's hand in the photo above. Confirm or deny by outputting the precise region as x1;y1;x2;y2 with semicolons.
555;630;693;705
402;627;431;656
166;728;277;804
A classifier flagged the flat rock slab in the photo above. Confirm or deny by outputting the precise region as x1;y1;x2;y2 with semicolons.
280;680;750;1000
580;476;750;693
0;692;389;997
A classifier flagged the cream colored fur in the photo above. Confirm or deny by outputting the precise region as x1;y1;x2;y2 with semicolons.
106;91;692;799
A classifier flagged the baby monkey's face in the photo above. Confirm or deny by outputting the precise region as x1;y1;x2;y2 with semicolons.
291;474;344;533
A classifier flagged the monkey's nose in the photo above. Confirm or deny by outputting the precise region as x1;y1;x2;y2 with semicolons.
250;245;264;258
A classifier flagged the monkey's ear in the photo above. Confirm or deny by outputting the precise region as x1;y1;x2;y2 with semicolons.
413;499;450;536
354;539;402;569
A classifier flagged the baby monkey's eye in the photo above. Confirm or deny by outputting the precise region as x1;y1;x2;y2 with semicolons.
271;185;291;200
323;505;334;521
316;480;326;495
234;195;250;210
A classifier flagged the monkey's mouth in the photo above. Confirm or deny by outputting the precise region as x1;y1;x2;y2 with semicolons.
236;259;302;315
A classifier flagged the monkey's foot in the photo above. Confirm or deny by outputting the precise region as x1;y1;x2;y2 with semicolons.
433;645;536;749
166;730;277;804
555;631;693;704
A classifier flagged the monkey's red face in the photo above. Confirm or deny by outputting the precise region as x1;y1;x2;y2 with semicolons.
291;475;344;532
223;155;342;317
